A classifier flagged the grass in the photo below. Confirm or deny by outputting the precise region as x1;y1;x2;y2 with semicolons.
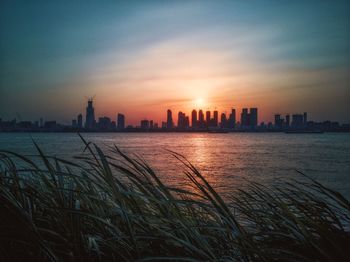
0;134;349;261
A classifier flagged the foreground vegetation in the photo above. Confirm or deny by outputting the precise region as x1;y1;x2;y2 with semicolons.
0;135;349;261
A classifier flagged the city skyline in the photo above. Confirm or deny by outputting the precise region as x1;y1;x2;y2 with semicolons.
1;95;349;127
1;1;350;124
1;97;348;133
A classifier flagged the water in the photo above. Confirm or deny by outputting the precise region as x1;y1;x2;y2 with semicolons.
0;132;349;198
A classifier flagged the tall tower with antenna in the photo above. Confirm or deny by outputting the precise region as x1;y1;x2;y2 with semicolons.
85;97;95;129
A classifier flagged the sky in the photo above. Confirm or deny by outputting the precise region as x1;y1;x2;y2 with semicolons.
1;0;349;125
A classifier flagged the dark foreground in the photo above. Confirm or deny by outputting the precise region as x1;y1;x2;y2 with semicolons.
0;135;349;261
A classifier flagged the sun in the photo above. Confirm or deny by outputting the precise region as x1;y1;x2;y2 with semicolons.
194;98;205;108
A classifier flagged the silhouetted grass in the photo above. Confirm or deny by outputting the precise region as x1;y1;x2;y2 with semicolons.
0;134;349;261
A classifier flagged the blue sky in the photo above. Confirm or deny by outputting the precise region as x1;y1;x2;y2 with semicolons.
1;0;349;124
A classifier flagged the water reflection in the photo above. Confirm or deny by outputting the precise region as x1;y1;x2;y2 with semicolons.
0;132;349;198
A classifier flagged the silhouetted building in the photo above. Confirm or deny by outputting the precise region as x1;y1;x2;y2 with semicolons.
44;121;57;129
98;117;112;130
241;108;249;127
40;118;43;128
17;121;33;129
286;114;290;127
191;109;197;128
198;110;205;128
141;119;150;129
150;120;154;129
77;114;83;128
185;116;189;129
167;109;173;129
85;98;95;129
213;110;218;127
0;119;16;130
117;113;125;130
206;111;211;127
228;108;236;129
275;114;283;129
177;112;190;130
250;108;258;128
303;112;307;126
221;113;227;128
292;114;304;129
178;111;185;129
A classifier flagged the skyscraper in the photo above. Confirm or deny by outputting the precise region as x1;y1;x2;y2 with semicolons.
220;113;227;128
286;114;290;127
228;108;236;129
117;113;125;130
77;114;83;128
198;110;204;128
303;112;307;126
292;114;304;129
178;111;185;129
85;98;95;129
191;109;197;128
213;110;218;127
206;111;211;127
250;108;258;128
167;109;173;129
241;108;249;127
275;114;282;129
185;116;190;129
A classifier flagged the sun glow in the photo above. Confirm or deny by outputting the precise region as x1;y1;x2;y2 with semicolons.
194;98;205;108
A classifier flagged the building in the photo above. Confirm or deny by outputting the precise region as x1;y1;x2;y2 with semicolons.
198;110;205;128
285;114;290;127
141;119;150;129
303;112;307;126
98;117;112;130
44;121;57;130
228;108;236;129
178;111;185;129
206;111;211;127
274;114;283;129
292;114;304;129
185;116;189;129
177;112;189;130
220;113;227;128
117;113;125;130
191;109;197;128
85;98;95;129
167;109;173;129
250;108;258;128
241;108;249;127
213;110;218;127
77;114;83;128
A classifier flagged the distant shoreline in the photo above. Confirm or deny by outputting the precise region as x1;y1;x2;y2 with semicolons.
1;130;349;134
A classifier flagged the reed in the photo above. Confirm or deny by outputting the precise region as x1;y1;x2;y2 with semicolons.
0;134;349;261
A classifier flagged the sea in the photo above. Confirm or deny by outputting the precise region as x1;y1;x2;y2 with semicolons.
0;132;349;198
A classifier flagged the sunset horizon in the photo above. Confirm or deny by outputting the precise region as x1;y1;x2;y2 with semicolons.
1;1;350;261
1;0;349;125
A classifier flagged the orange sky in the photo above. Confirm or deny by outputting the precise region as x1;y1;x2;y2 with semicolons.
1;1;349;125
